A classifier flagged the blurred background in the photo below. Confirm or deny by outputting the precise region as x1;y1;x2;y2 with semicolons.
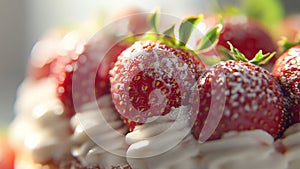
0;0;299;128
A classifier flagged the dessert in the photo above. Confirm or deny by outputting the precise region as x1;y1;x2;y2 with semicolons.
9;8;300;169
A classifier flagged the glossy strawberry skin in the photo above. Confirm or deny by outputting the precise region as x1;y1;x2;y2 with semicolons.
272;45;300;124
110;40;205;131
55;35;130;116
192;60;286;141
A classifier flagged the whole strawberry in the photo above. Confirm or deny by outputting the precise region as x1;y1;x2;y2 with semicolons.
272;44;300;124
199;16;277;69
54;34;130;116
110;41;204;130
109;13;219;131
192;46;286;141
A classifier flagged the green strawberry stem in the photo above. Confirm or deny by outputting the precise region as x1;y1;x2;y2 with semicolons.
279;37;300;52
131;11;223;60
221;42;276;65
250;50;276;65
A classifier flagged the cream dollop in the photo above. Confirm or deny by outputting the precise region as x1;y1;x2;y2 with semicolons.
125;106;200;169
279;123;300;169
71;94;130;169
125;105;289;169
10;78;71;164
196;130;288;169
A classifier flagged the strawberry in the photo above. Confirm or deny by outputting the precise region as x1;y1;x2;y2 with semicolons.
54;34;131;116
109;13;220;131
192;45;286;142
110;40;204;130
199;16;277;69
218;18;277;60
0;137;15;169
272;44;300;124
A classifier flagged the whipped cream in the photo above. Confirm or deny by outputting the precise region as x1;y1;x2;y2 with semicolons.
125;106;200;169
71;94;130;169
196;130;288;169
278;123;300;169
125;105;289;169
10;78;72;164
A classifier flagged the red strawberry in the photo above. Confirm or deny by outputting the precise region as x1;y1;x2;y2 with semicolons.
272;45;300;124
109;13;223;131
218;19;277;60
199;16;277;69
192;49;286;141
54;34;130;116
0;137;15;169
110;40;205;130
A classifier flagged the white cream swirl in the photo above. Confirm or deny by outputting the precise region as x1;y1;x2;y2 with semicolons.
71;94;130;169
10;78;71;164
196;130;288;169
125;106;200;169
125;105;288;169
278;123;300;169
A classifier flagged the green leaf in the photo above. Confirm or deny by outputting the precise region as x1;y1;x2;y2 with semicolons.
148;9;160;34
227;42;249;62
197;23;223;52
179;15;203;46
163;24;175;38
163;24;176;45
250;50;276;65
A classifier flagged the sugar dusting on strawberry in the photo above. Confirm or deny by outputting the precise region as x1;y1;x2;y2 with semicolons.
110;40;204;130
109;12;218;131
192;45;286;141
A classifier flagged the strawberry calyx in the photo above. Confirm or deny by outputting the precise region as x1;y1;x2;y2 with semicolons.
220;42;276;66
278;36;300;53
130;10;222;57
